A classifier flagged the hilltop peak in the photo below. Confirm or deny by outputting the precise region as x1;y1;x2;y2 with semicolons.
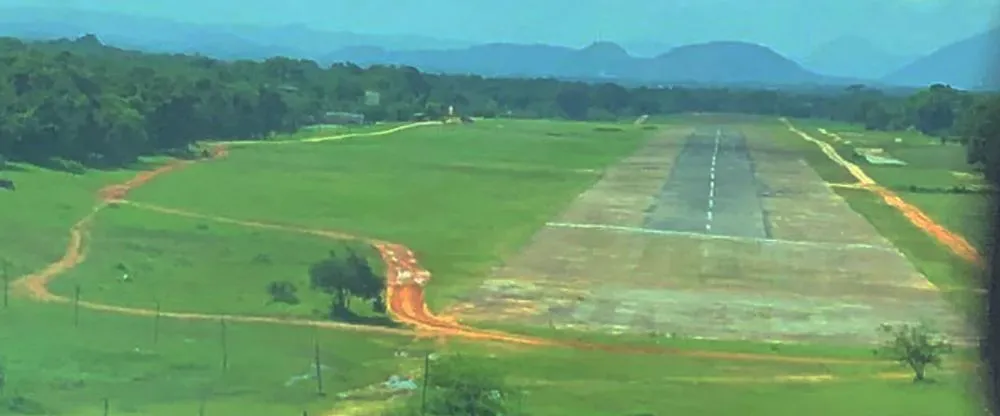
75;33;103;46
580;41;630;57
660;41;776;57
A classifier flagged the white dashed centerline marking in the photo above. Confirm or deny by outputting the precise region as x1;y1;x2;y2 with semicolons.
706;129;721;232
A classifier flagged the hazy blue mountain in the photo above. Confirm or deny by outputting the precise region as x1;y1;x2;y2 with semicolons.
619;40;674;58
884;28;999;90
0;6;856;87
642;41;830;85
800;36;915;80
0;6;470;60
323;40;848;87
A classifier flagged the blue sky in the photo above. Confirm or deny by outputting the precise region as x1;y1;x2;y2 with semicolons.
3;0;997;56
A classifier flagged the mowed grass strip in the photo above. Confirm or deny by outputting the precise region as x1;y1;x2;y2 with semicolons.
791;118;990;251
439;340;983;416
469;321;982;361
0;121;404;279
47;203;384;320
0;162;145;278
126;120;655;309
0;299;426;416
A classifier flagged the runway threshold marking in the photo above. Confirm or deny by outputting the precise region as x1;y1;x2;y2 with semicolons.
543;222;898;252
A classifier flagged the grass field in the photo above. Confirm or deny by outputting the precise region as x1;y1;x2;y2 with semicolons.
47;203;386;321
789;118;990;250
0;117;987;415
437;338;982;416
0;160;427;415
0;300;427;416
124;120;652;309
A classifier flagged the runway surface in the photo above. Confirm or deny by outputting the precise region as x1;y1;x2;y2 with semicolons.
643;128;769;238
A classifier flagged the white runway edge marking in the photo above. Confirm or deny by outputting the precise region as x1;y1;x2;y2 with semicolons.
544;222;898;252
706;129;721;231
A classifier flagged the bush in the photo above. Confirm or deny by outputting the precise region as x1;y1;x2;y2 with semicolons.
45;158;85;174
266;281;299;305
876;322;952;382
6;395;46;415
899;184;989;194
387;354;526;416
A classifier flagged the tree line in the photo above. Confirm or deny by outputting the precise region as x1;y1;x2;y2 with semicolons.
0;34;997;175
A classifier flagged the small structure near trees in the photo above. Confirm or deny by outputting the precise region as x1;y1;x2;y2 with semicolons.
321;111;366;125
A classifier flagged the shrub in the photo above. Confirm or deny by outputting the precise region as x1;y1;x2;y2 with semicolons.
266;281;299;305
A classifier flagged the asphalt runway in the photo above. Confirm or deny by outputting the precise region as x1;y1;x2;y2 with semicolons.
643;128;769;239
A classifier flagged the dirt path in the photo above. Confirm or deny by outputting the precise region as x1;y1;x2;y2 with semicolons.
121;200;884;364
782;119;983;267
11;121;932;399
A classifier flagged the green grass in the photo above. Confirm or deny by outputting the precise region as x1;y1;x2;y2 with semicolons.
47;203;386;321
127;119;655;310
1;117;986;415
793;120;991;252
901;192;991;251
0;162;154;280
0;162;428;415
471;321;978;362
436;340;982;416
0;298;425;416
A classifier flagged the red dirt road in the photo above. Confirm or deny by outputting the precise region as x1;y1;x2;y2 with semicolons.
11;125;900;366
785;120;983;267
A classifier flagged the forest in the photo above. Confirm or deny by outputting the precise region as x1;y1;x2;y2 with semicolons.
0;34;998;176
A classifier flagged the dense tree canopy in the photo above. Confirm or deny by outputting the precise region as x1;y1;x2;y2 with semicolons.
0;34;997;174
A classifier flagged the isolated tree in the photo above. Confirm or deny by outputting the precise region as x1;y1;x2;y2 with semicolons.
309;251;351;318
876;322;953;382
344;248;385;313
309;247;387;319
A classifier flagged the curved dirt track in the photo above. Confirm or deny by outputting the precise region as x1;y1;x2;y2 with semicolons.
11;122;911;369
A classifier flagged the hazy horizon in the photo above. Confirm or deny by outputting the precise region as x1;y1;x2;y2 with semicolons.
0;0;997;57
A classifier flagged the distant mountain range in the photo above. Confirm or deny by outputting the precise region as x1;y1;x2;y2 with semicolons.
882;28;999;91
319;40;852;86
0;6;474;61
0;6;994;90
798;36;917;81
